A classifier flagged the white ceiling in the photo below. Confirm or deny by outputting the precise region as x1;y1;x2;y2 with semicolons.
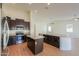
3;3;79;21
15;3;79;20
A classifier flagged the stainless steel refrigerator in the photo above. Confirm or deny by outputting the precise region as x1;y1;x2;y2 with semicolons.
1;16;10;55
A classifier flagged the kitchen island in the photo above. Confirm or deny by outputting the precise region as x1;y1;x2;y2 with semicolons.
26;35;44;55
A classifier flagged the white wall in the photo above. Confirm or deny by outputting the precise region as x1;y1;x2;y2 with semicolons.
2;4;30;21
30;10;48;36
48;20;79;38
48;20;79;52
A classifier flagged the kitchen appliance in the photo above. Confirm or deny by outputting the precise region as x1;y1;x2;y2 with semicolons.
3;20;9;50
16;33;24;44
16;25;24;44
1;16;10;52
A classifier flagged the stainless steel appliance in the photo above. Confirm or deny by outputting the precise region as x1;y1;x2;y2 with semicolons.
3;20;9;50
2;17;10;50
16;25;24;44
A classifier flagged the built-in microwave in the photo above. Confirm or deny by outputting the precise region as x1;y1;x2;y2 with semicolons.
16;25;24;30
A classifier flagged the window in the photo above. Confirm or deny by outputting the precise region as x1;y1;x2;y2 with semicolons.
66;24;73;32
48;26;52;32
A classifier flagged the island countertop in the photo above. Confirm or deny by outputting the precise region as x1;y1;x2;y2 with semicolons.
26;35;44;40
26;35;44;55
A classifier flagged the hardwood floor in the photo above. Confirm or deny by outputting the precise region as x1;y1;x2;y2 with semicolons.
37;43;60;56
7;43;33;56
2;38;79;56
1;42;61;56
1;43;33;56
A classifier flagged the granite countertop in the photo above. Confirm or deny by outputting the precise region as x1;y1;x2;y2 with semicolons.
27;35;44;40
43;33;79;38
42;33;67;37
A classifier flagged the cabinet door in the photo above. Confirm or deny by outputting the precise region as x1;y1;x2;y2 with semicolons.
27;38;35;54
24;22;30;30
9;20;15;30
35;39;43;54
8;36;16;46
43;35;60;48
15;19;24;25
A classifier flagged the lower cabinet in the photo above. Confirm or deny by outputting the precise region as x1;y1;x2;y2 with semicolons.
43;34;60;48
7;36;16;46
27;36;43;55
7;35;26;46
27;38;35;54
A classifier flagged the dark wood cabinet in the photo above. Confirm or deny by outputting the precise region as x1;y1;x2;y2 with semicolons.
7;35;26;46
7;36;16;46
15;18;30;30
6;18;30;31
27;37;35;54
35;39;43;54
2;17;30;30
8;20;15;30
27;36;43;55
43;34;60;48
24;22;30;30
15;19;24;25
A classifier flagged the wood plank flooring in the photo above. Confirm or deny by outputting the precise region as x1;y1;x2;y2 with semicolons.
37;43;60;56
7;43;33;56
2;38;79;56
2;42;61;56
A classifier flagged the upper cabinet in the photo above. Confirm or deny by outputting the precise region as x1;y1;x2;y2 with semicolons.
8;20;15;30
15;18;30;30
24;22;30;30
2;16;30;30
15;18;24;25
